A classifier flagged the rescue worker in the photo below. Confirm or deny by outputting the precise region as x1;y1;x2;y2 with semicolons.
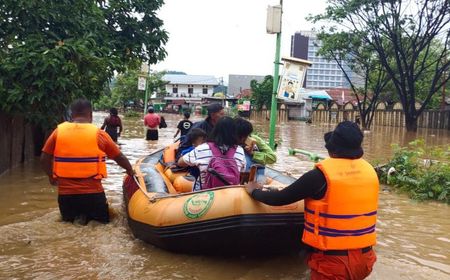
41;99;134;225
246;121;378;280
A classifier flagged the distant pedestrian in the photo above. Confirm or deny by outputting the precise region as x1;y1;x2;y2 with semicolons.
144;107;161;140
101;108;122;142
174;111;193;140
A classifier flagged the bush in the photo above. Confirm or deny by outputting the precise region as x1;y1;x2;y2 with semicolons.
380;140;450;203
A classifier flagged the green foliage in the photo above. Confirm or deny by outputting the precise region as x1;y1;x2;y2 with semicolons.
315;31;391;129
309;0;450;131
0;0;167;129
95;69;167;110
250;75;273;110
380;140;450;203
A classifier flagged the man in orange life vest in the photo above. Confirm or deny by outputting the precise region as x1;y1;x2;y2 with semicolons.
41;99;134;225
246;121;378;280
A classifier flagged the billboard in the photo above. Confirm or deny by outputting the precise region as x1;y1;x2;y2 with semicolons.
277;57;312;101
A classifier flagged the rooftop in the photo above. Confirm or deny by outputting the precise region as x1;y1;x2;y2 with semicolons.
163;74;219;86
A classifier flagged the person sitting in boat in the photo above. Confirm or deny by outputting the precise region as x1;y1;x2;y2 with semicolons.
179;128;208;156
192;103;225;136
178;116;246;191
175;103;225;161
245;121;378;280
176;128;208;180
234;117;276;184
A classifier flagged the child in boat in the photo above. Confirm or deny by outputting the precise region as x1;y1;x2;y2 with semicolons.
178;117;246;191
234;117;276;184
179;128;207;156
176;128;208;186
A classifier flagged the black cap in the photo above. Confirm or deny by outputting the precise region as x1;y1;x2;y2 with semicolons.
207;103;223;116
324;121;363;158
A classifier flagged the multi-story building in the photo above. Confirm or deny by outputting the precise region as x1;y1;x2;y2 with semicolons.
290;31;358;89
228;74;266;97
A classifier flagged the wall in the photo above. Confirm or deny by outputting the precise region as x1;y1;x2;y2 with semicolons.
311;102;450;130
249;106;288;122
0;112;35;175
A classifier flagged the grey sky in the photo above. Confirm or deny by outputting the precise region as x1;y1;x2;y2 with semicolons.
154;0;327;84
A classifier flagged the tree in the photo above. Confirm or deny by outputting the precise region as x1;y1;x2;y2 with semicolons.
315;31;391;130
0;0;168;130
311;0;450;131
250;76;273;110
96;69;167;110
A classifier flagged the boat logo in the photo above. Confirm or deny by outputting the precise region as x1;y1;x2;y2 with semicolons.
183;192;214;219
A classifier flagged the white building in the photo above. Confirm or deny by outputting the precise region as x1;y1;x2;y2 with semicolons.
162;74;219;98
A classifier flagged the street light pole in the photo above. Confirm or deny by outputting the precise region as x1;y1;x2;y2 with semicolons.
268;0;282;149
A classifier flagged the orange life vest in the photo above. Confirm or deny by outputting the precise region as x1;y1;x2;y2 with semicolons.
53;122;107;179
302;158;379;250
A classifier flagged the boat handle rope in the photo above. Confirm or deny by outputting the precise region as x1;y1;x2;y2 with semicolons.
132;175;153;200
132;174;246;203
131;172;278;203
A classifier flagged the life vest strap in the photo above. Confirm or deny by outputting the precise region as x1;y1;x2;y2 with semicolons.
54;156;106;163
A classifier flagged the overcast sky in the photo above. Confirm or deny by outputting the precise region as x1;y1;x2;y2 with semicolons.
153;0;327;84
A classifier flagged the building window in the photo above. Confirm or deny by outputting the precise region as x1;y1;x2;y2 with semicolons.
202;87;208;94
172;85;178;94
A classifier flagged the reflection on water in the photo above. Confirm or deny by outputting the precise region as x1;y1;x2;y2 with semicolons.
0;112;449;279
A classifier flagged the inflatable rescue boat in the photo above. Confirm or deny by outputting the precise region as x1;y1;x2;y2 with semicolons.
122;143;305;254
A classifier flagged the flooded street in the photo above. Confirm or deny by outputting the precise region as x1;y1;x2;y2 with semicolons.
0;112;449;279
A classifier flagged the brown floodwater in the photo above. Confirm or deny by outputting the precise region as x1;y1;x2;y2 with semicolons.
0;112;449;279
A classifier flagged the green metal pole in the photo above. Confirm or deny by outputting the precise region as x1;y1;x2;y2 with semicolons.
144;85;149;116
268;1;282;149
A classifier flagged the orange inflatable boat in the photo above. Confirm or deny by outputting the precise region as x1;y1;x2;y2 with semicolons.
122;144;305;254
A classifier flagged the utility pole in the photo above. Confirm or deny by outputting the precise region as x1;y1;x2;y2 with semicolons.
267;1;283;149
139;63;151;115
144;65;150;115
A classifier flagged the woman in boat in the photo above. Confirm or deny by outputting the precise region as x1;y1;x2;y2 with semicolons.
177;116;246;191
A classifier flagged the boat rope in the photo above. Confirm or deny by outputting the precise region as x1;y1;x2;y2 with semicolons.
132;175;153;199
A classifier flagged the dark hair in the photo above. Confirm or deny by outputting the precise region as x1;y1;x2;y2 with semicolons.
110;108;118;116
235;117;253;139
70;99;92;116
148;107;154;113
209;116;238;147
183;111;191;119
207;103;224;117
187;128;207;143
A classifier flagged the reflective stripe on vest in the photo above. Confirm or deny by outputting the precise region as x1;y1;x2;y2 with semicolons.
53;122;107;179
302;158;379;250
